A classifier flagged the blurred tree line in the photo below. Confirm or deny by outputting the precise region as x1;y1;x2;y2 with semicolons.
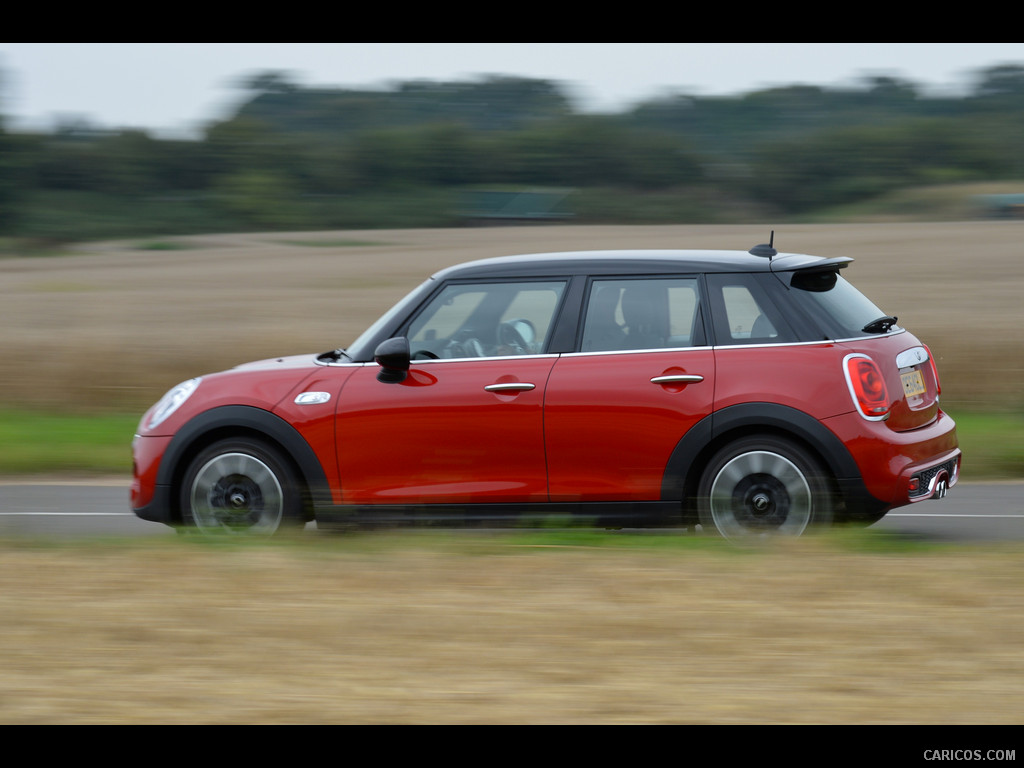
2;65;1024;241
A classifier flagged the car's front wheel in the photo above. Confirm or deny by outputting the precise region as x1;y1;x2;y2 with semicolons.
698;436;835;540
179;437;305;534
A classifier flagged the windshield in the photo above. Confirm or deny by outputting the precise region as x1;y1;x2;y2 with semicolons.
344;278;436;361
785;269;897;339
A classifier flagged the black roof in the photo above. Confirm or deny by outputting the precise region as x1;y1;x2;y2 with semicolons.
431;250;852;280
343;246;853;361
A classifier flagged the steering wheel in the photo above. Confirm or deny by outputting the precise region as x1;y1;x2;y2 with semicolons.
443;337;485;358
497;320;534;354
412;349;439;360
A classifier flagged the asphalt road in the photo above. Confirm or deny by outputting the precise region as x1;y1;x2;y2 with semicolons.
0;480;1021;541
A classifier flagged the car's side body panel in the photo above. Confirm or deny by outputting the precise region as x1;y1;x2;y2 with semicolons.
270;365;359;505
712;343;855;418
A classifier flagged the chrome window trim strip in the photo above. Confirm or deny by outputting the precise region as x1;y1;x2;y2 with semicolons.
318;354;560;367
561;346;714;358
316;329;906;365
711;340;836;351
412;353;560;364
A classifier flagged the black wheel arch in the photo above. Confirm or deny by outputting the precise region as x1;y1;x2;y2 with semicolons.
156;405;331;524
662;402;865;517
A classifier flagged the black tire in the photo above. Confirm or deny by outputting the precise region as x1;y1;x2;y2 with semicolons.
179;437;306;535
697;435;835;540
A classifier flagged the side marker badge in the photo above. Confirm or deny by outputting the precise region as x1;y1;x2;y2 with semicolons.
294;391;331;405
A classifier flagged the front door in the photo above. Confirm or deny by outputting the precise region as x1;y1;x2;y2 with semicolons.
335;279;567;506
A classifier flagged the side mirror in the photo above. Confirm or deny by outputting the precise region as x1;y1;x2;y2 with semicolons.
374;337;410;383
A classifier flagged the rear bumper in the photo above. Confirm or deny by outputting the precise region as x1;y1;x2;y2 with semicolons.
906;451;961;502
824;408;960;512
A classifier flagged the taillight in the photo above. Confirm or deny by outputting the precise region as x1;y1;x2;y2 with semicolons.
924;344;941;397
844;354;891;420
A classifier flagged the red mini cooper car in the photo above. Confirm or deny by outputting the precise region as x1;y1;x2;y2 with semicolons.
131;238;960;539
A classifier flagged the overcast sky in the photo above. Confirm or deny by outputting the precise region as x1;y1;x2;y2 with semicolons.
1;43;1021;137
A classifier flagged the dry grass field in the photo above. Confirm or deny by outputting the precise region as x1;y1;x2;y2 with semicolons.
1;221;1022;412
1;222;1023;725
1;534;1023;725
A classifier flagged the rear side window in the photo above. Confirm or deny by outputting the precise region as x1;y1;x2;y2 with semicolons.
580;278;704;352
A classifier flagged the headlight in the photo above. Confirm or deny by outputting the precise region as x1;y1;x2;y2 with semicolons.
146;377;201;430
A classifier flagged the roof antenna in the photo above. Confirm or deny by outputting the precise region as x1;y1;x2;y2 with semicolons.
749;230;777;260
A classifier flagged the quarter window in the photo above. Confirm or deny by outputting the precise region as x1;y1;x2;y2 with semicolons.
722;285;778;340
707;274;796;345
581;278;703;352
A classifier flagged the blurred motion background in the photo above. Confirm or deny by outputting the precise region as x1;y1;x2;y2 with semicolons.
3;43;1024;241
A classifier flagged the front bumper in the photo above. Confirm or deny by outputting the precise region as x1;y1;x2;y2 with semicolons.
130;433;174;524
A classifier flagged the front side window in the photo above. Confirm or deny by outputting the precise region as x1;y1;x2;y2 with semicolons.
580;278;703;352
406;280;566;358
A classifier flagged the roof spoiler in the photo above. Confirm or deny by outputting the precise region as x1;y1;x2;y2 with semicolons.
749;232;853;272
790;256;854;272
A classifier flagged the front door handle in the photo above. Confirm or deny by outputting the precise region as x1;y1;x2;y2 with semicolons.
650;374;704;385
484;382;537;392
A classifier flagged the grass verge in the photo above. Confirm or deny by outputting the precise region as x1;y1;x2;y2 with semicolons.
0;410;138;476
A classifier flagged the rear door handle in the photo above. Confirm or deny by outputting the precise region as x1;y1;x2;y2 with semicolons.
484;382;537;392
650;374;704;384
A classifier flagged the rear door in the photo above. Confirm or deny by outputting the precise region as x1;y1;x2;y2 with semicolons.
544;276;715;501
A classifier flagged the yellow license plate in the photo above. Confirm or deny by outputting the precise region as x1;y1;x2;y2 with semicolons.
901;369;926;397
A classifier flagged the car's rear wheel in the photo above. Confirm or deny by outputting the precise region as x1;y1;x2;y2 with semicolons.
698;436;834;540
180;437;305;535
